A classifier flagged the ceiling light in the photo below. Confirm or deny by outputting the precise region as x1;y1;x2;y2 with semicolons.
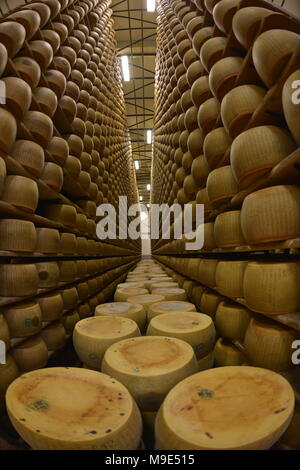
146;129;152;144
147;0;156;12
121;55;130;82
134;160;140;170
147;184;151;191
139;195;143;201
147;204;150;208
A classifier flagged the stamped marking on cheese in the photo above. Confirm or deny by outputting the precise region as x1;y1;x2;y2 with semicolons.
198;389;214;399
29;399;49;412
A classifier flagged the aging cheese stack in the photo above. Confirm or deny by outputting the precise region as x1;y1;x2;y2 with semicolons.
0;0;141;406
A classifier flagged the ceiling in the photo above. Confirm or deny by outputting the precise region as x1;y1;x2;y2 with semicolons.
112;0;157;205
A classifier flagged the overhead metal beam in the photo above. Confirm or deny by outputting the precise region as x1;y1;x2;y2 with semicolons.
116;27;156;31
126;97;153;100
130;63;155;75
118;33;157;53
129;117;153;128
124;81;155;97
112;14;158;26
125;101;153;113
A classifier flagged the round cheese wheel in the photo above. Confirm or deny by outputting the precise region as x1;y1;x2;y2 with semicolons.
41;321;66;351
36;261;60;288
150;282;178;292
155;366;295;449
151;288;187;301
215;301;251;341
230;126;296;189
232;7;282;49
95;302;146;331
207;165;238;207
191;75;212;108
102;336;198;411
36;228;60;254
221;85;266;138
197;97;220;134
43;204;77;227
114;287;148;302
200;291;223;320
0;263;38;297
38;293;63;322
214;338;246;366
244;317;299;371
200;36;227;72
41;162;63;192
197;350;214;371
282;70;300;146
61;311;80;334
4;302;42;338
0;109;17;153
58;260;77;283
0;313;10;347
203;127;231;169
6;367;142;450
215;260;248;298
209;56;243;101
2;176;38;213
278;405;300;450
61;287;79;310
127;295;166;317
11;140;44;177
147;312;216;359
214;210;245;248
241;185;300;244
213;0;241;34
73;316;140;370
11;335;48;372
198;259;219;287
148;301;196;322
252;29;300;88
0;219;36;253
0;355;19;405
243;261;300;315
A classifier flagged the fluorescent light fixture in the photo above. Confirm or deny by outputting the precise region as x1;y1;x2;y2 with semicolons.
147;0;156;12
146;129;152;144
139;195;143;201
121;55;130;82
134;160;140;170
147;184;151;191
147;204;150;208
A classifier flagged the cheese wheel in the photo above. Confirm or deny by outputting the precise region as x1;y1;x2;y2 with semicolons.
151;288;187;301
11;140;44;177
43;204;77;227
78;302;91;319
207;165;238;207
215;301;251;341
155;366;294;450
41;162;63;192
0;313;10;348
209;56;243;101
58;260;77;283
203;127;231;169
2;176;38;213
198;259;219;287
36;228;60;254
6;367;143;450
95;302;146;331
76;260;87;278
0;156;6;198
243;261;300;315
41;321;66;351
148;301;196;322
197;97;220;134
202;222;216;250
0;355;19;405
60;233;77;254
191;76;212;108
214;338;245;366
61;287;79;310
215;261;248;298
0;219;36;252
36;261;60;288
4;302;42;338
191;155;209;186
77;237;88;255
230;126;296;189
147;312;216;359
232;7;282;49
282;70;300;145
73;316;141;370
61;311;80;334
102;336;198;411
252;29;300;88
200;37;227;72
214;210;245;248
0;109;17;153
192;26;213;56
117;282;146;289
200;291;223;320
128;295;167;317
0;264;38;297
38;293;64;322
213;0;241;34
241;185;300;244
190;286;205;310
76;281;89;301
221;85;266;138
244;317;299;371
114;287;148;302
197;350;214;372
150;282;178;291
11;335;48;372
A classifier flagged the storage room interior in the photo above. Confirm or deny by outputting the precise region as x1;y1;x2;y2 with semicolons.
0;0;300;452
